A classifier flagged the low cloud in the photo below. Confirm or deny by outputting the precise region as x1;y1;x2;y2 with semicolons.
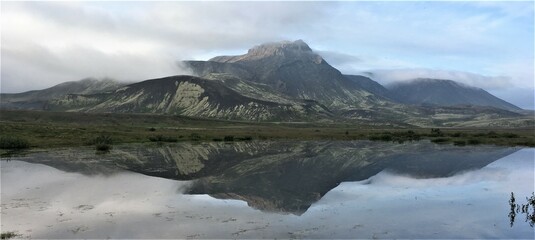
315;51;363;66
0;1;331;93
367;68;513;90
1;43;192;93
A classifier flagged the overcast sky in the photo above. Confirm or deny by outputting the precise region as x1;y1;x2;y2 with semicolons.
1;1;533;109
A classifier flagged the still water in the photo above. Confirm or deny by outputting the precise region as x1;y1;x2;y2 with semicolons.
1;141;533;238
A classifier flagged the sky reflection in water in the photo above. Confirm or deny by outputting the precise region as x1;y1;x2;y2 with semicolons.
1;143;533;239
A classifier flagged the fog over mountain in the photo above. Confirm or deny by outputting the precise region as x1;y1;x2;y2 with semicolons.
386;79;521;111
1;1;533;109
2;40;530;128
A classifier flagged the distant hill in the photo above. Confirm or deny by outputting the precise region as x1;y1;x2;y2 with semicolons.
387;78;521;111
1;78;124;110
48;75;332;121
343;74;392;100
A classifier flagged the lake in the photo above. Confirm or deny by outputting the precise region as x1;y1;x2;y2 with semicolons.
1;141;533;239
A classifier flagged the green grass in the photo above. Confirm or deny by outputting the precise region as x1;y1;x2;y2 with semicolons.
0;136;30;149
0;110;533;149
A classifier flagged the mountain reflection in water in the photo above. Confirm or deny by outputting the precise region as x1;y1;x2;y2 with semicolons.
11;140;518;215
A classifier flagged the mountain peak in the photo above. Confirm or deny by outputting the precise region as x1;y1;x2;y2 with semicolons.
209;40;322;64
247;39;313;55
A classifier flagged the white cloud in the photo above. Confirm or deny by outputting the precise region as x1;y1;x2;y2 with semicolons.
319;51;420;74
0;1;334;92
367;68;513;90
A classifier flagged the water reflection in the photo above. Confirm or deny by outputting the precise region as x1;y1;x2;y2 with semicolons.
509;192;535;227
1;144;533;239
7;140;519;214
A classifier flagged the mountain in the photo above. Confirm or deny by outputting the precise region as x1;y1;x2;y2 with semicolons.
387;78;521;111
185;40;390;110
0;40;527;126
1;78;124;110
48;75;331;121
343;74;392;100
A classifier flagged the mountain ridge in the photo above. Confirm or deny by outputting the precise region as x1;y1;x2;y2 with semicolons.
0;78;125;110
0;40;526;126
387;78;521;111
47;75;332;121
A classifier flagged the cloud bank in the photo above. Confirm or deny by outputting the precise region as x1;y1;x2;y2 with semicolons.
366;68;512;90
1;1;331;92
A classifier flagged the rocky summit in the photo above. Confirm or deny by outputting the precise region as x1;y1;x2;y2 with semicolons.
186;40;390;110
210;40;322;64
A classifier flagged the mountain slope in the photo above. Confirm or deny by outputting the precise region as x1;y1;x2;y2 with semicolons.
343;74;392;100
49;75;332;121
387;78;521;111
1;78;124;110
186;40;389;110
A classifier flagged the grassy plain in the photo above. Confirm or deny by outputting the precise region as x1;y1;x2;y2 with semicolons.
0;110;534;150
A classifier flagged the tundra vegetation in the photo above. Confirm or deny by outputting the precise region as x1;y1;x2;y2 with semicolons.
92;134;113;152
0;110;533;153
0;136;30;149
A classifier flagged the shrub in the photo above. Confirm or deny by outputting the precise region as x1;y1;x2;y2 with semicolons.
369;134;392;141
189;133;201;141
487;131;499;138
381;135;392;141
430;128;443;136
453;140;466;146
404;131;421;141
148;127;156;132
502;133;519;138
148;135;177;142
224;135;234;141
93;134;112;151
467;139;481;145
212;138;223;142
0;136;30;149
431;138;449;143
93;135;112;145
451;132;462;137
514;140;535;147
95;144;111;151
236;136;253;141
